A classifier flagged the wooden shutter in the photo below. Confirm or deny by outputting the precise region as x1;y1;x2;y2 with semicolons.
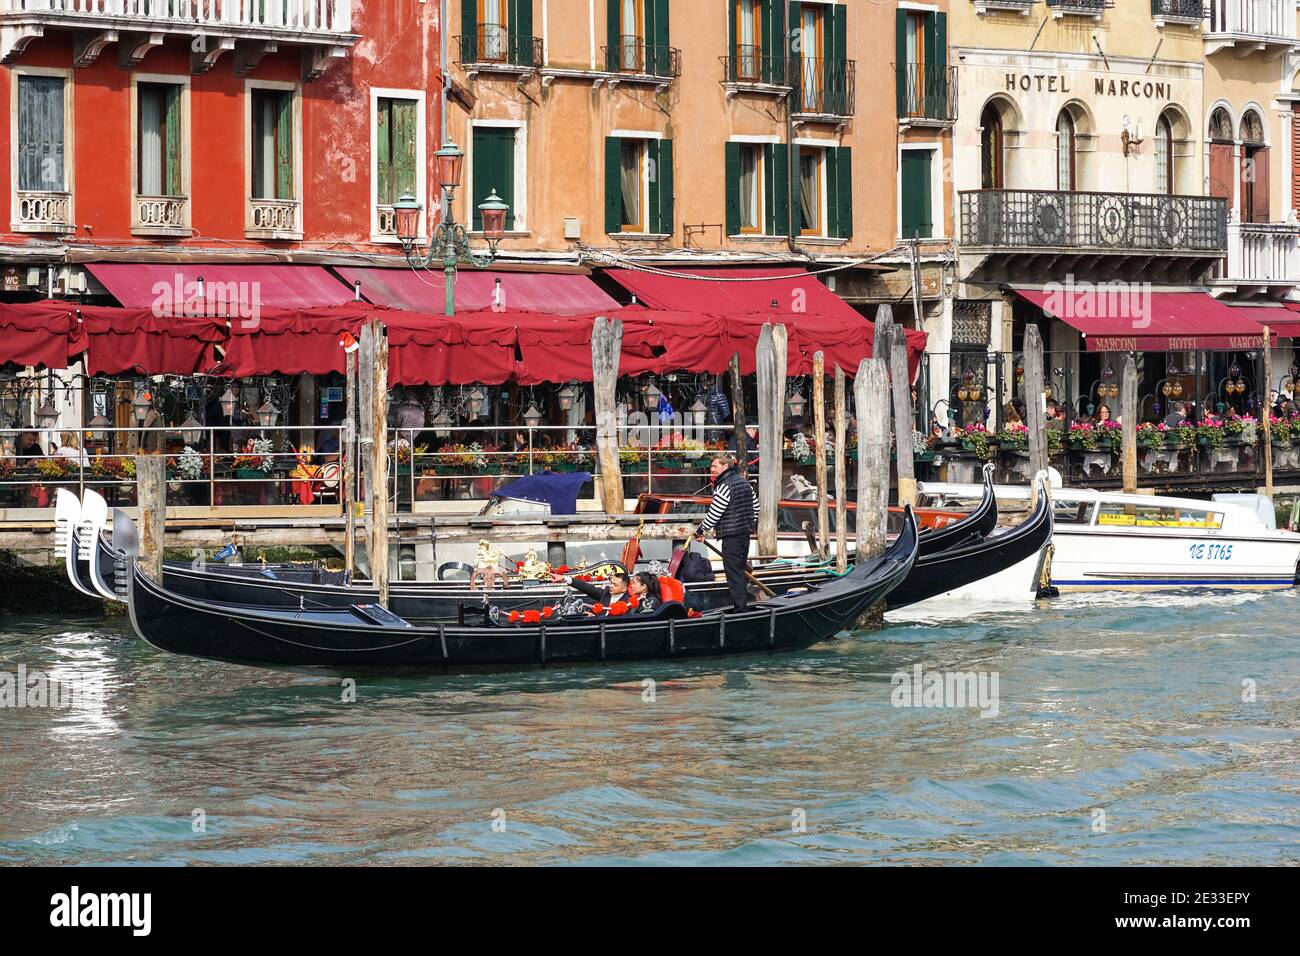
18;76;65;192
925;12;947;120
766;142;789;236
606;0;620;70
645;0;669;75
725;141;741;236
605;136;622;233
895;9;907;118
509;0;533;65
462;0;478;60
652;138;673;235
164;85;183;196
830;146;852;238
392;99;418;203
274;91;294;200
376;99;391;205
728;0;738;66
1248;146;1270;224
763;0;784;84
1293;106;1300;215
901;151;932;239
473;127;516;231
825;3;846;115
1209;142;1233;202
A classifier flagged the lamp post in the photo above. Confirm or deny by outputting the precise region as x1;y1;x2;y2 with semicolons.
392;140;510;317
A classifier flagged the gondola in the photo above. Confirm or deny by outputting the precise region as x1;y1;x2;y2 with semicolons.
885;478;1054;610
83;473;996;618
124;508;921;672
914;466;996;557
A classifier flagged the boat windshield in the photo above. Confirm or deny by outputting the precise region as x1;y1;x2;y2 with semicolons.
1095;502;1223;530
1053;500;1096;525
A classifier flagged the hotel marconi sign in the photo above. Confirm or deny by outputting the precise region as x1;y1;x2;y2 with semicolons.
1003;72;1174;101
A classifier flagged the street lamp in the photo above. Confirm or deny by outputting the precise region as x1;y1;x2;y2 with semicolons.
786;389;806;421
180;413;203;445
393;139;511;317
88;413;112;443
641;381;662;412
256;400;279;429
557;383;577;413
219;387;237;420
522;402;543;429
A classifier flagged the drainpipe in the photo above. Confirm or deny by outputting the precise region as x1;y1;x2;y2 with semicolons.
440;0;450;225
785;0;797;254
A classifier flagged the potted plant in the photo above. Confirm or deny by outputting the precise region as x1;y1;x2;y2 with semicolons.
959;423;993;461
1196;419;1226;449
1136;422;1167;449
232;438;274;479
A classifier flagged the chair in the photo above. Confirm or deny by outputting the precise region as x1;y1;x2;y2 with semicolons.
317;462;341;504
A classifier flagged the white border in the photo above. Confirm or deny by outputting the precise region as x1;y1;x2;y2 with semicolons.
368;86;427;244
243;78;304;239
898;143;944;241
129;73;192;235
467;119;528;232
9;66;75;234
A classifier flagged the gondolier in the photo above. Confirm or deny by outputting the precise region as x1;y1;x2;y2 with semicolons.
694;453;760;612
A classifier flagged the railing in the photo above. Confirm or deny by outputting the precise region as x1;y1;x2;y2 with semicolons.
1220;220;1300;284
13;190;72;231
1207;0;1295;38
959;189;1228;253
898;63;957;122
0;0;354;34
602;37;681;78
1151;0;1206;21
375;205;396;237
1046;0;1112;12
247;197;301;237
721;47;794;86
792;57;855;118
134;196;187;233
455;31;543;69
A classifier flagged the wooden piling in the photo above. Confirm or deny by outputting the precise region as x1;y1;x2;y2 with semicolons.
591;316;625;514
855;357;890;561
1121;352;1138;495
343;346;356;577
368;320;389;607
833;364;848;573
756;323;787;557
1263;326;1274;500
812;351;828;558
1024;325;1048;497
135;455;166;582
729;352;746;464
358;323;376;565
881;305;917;507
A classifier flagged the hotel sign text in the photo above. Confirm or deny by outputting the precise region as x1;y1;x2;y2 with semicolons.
1004;73;1172;100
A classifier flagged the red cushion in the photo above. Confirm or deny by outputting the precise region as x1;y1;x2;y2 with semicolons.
658;577;685;604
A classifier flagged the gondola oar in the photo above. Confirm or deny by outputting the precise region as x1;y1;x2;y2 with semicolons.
695;539;777;598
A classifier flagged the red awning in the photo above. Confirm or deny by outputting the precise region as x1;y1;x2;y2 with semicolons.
79;307;227;376
0;302;87;369
224;307;368;377
334;266;622;315
1263;302;1300;338
1013;288;1275;351
86;263;354;310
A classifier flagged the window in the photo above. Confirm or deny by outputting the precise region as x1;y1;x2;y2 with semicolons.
137;83;182;198
1240;110;1268;224
375;96;418;208
736;0;760;80
1096;502;1223;529
17;75;66;193
895;9;948;120
462;0;535;66
901;149;934;239
1155;114;1172;195
980;102;1004;189
471;126;516;231
799;5;822;111
739;144;762;233
481;0;506;60
604;136;673;235
607;0;670;75
251;89;294;200
798;147;822;235
1208;106;1234;203
1056;109;1076;191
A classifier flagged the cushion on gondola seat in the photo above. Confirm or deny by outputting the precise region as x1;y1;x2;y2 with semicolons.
658;577;685;604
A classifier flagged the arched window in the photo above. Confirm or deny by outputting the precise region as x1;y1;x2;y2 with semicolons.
1240;110;1265;146
1056;109;1076;191
1208;106;1234;203
1155;114;1173;195
1209;106;1233;143
1239;109;1269;224
980;102;1004;189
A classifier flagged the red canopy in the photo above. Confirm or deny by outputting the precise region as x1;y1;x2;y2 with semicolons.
224;307;367;377
79;307;226;376
1014;288;1275;351
0;302;87;369
85;263;354;310
334;266;622;315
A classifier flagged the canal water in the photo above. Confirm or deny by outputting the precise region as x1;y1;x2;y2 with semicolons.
1;591;1297;865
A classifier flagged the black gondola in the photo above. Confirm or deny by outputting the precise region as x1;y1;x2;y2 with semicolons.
885;480;1054;609
124;509;921;672
91;475;996;618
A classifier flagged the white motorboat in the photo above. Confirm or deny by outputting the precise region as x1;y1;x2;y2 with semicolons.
917;480;1300;594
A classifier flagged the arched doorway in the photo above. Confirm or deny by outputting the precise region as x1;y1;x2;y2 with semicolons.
980;101;1004;189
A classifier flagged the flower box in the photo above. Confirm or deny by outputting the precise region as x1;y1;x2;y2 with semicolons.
236;467;267;480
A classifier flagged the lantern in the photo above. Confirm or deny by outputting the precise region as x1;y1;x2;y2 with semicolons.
557;384;576;413
180;414;203;445
467;386;487;422
36;396;59;431
132;389;153;425
522;402;543;429
392;194;422;245
786;390;806;421
219;387;237;419
689;395;708;428
641;382;661;412
478;189;509;240
88;413;111;443
431;408;453;439
434;141;465;190
256;400;279;429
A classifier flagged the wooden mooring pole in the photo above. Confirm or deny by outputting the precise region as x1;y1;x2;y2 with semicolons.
343;346;356;577
813;350;829;559
729;352;746;465
833;364;848;573
1262;326;1274;500
368;320;390;608
882;306;917;507
1121;352;1138;495
756;323;787;557
592;316;625;514
135;454;166;582
1024;325;1048;503
855;357;890;561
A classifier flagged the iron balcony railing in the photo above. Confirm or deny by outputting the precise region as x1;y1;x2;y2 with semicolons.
898;63;958;122
602;37;681;78
1046;0;1113;12
455;30;543;68
721;45;795;86
1207;0;1295;37
0;0;353;35
1151;0;1206;20
959;189;1228;253
792;57;855;118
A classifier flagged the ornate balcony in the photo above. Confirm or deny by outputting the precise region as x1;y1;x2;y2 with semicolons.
12;189;73;234
246;197;301;240
456;30;543;72
1151;0;1205;26
1205;0;1298;55
601;38;681;83
720;47;795;95
898;63;957;124
133;195;188;238
972;1;1037;16
0;0;357;79
959;188;1227;284
791;57;855;123
1047;0;1112;19
1214;219;1300;298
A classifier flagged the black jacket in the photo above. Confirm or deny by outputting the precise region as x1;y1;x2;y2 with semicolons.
569;577;627;606
696;466;758;539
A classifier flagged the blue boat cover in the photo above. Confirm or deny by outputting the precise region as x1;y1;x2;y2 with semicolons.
492;471;593;515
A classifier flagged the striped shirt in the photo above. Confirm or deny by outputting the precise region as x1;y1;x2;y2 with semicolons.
695;480;760;536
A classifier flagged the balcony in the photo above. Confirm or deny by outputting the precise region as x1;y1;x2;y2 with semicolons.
456;29;543;73
246;197;301;241
1215;219;1300;298
959;189;1227;284
1151;0;1205;26
898;63;958;125
12;189;73;234
0;0;357;79
791;58;855;123
972;1;1037;15
1046;0;1112;18
721;46;795;96
601;37;681;86
133;195;188;238
1205;0;1298;55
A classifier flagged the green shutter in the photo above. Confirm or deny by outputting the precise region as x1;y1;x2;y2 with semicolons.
473;128;489;231
605;136;622;233
164;85;182;197
462;0;478;61
766;142;789;237
727;0;738;80
763;0;784;84
831;146;852;239
825;3;846;115
275;91;293;199
376;100;391;205
473;127;516;231
392;99;417;203
644;0;669;75
895;9;908;118
788;2;802;104
725;141;741;236
606;0;620;70
652;138;673;236
926;12;947;120
901;151;932;239
509;0;533;66
18;75;66;192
